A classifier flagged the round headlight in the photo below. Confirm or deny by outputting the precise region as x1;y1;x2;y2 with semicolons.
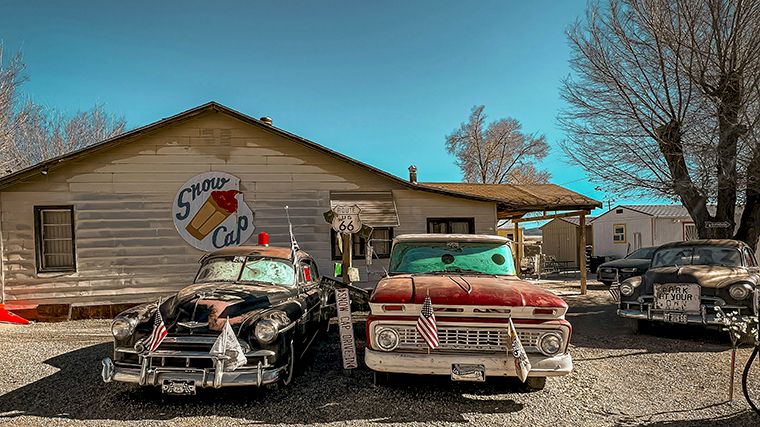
254;319;279;344
538;332;563;356
729;283;752;301
620;282;635;297
111;317;136;340
375;328;399;351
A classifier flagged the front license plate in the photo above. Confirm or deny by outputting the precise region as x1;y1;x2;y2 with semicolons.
162;380;196;395
451;364;485;382
663;312;689;324
654;283;701;313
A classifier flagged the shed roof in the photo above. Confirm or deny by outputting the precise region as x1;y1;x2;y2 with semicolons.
421;182;601;219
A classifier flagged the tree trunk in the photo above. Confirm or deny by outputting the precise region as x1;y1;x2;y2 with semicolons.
734;149;760;250
712;73;743;238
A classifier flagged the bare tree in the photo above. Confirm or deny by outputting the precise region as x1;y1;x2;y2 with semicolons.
560;0;760;248
446;105;550;184
0;46;125;174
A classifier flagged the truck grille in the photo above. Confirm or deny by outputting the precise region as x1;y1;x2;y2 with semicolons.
391;325;544;353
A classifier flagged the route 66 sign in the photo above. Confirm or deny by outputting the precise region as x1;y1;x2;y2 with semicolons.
331;205;362;234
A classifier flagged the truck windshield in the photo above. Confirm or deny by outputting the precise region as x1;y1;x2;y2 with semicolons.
194;256;296;286
651;246;742;268
389;241;516;275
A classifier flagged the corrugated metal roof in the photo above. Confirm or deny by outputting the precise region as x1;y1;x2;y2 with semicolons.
330;191;400;227
624;205;693;217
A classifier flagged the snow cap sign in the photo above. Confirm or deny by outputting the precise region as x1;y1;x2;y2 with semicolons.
173;172;255;252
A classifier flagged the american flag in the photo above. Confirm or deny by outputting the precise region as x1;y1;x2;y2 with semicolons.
145;308;168;353
416;295;439;350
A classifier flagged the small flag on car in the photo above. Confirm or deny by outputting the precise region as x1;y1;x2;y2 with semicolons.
210;318;247;371
609;284;621;302
416;294;439;350
145;306;168;353
507;317;531;382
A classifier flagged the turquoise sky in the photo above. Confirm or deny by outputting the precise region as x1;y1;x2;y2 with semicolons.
0;1;658;218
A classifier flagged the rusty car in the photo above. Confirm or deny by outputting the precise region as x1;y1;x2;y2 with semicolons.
617;239;759;328
364;234;573;390
101;241;328;394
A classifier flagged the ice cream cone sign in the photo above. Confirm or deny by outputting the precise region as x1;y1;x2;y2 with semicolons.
172;172;255;252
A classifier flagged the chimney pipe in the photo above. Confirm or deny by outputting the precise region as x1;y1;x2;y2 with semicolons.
260;116;273;125
408;165;418;184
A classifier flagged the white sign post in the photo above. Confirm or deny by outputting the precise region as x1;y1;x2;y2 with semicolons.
334;287;358;370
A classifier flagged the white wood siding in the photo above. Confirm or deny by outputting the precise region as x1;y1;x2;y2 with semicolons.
0;111;497;308
592;208;653;259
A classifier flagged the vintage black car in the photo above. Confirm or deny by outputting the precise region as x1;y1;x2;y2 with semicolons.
101;244;328;394
596;246;657;286
617;239;759;327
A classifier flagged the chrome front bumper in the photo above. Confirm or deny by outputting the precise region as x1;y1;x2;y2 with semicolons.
365;349;573;377
102;348;285;388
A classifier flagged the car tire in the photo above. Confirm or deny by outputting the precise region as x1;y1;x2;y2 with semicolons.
524;377;546;391
630;319;649;334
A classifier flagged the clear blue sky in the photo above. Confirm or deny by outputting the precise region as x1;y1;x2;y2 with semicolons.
0;1;656;217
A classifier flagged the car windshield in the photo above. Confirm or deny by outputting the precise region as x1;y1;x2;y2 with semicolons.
651;246;742;268
389;241;516;276
626;247;656;260
194;256;296;286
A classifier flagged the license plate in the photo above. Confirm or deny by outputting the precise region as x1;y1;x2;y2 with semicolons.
654;283;701;313
451;364;485;382
162;380;196;395
663;312;689;324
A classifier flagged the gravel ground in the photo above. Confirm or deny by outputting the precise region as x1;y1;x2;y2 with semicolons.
0;280;758;426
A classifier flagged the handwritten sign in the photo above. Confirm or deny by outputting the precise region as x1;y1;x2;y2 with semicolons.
335;287;358;369
172;172;255;252
331;205;362;235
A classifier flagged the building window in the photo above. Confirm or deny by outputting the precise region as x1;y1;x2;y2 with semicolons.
612;224;626;244
331;227;394;260
34;206;76;272
427;218;475;234
683;223;698;241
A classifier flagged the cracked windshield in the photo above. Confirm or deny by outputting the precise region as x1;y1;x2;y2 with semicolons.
390;242;516;275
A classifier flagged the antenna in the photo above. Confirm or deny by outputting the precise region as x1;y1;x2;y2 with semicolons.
285;206;299;260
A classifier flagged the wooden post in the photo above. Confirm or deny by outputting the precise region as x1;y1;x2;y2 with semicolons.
579;213;587;295
514;222;520;276
342;233;352;284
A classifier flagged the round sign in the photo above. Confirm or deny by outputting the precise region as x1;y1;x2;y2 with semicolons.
331;205;362;234
172;172;255;252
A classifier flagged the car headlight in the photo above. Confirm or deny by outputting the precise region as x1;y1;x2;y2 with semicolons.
375;328;399;351
111;317;137;340
537;332;563;356
254;319;279;344
729;283;753;301
620;268;637;273
620;282;635;296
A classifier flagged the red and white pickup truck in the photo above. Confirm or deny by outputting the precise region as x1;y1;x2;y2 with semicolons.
364;234;573;390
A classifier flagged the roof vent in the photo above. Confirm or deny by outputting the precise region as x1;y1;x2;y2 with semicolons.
408;165;418;184
260;116;273;125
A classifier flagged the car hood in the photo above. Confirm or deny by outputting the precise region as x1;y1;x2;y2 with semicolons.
371;274;567;308
599;258;650;269
644;265;749;289
165;282;294;332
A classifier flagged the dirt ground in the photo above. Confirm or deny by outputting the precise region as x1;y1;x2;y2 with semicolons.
0;279;758;426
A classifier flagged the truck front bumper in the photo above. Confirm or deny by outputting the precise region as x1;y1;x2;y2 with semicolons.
365;349;573;377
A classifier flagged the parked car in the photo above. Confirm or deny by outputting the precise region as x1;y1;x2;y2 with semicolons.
596;246;658;286
364;234;573;390
617;239;759;327
101;244;328;394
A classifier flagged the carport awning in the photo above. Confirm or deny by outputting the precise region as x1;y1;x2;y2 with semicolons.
329;191;400;227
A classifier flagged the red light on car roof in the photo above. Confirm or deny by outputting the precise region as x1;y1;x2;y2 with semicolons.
258;232;269;246
533;308;555;315
382;305;405;311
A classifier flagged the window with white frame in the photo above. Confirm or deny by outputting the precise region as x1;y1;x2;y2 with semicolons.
613;224;626;243
683;223;698;241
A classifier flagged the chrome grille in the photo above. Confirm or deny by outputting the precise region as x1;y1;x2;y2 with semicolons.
390;325;543;352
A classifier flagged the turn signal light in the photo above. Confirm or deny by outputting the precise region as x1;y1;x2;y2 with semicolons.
533;308;555;315
382;305;405;311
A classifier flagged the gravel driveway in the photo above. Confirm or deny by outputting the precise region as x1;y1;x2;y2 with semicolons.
0;281;758;426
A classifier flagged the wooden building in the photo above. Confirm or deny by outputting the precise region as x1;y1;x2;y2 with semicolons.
540;217;594;267
0;102;599;319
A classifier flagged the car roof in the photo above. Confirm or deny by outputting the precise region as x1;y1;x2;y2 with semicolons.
656;239;746;250
393;233;511;244
204;245;310;260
